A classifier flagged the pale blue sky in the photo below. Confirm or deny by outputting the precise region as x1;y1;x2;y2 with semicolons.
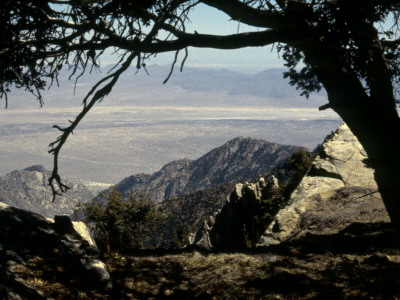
178;3;285;72
103;4;286;74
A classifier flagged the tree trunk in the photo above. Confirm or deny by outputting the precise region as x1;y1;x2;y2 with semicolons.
374;160;400;226
316;64;400;226
343;108;400;226
299;15;400;225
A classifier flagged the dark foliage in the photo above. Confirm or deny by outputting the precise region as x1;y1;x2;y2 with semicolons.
76;189;167;254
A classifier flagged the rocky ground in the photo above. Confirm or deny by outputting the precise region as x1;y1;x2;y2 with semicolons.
13;222;400;299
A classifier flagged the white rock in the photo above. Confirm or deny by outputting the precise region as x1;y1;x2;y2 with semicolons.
258;123;382;246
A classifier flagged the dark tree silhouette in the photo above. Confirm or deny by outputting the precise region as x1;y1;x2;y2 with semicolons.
1;0;400;224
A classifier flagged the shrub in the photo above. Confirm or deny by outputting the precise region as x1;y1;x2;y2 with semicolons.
171;223;195;249
76;189;166;255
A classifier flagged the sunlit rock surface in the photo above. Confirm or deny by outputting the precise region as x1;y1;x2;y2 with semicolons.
258;123;389;246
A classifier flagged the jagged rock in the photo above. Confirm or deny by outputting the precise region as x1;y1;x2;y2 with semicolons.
153;182;236;249
47;217;97;247
190;150;313;250
54;215;76;234
258;177;266;189
243;183;261;203
308;123;378;189
265;175;279;190
192;124;389;250
71;221;97;247
258;177;345;245
229;183;243;203
193;178;270;250
146;146;310;249
258;123;389;246
0;202;112;297
192;221;213;250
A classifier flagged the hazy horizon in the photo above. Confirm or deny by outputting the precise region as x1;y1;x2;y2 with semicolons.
1;65;341;184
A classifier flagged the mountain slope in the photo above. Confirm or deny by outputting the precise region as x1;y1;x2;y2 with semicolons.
107;137;303;203
0;165;94;217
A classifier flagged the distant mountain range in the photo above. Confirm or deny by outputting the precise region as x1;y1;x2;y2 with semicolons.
107;65;327;107
101;137;303;203
9;64;326;109
0;165;94;218
167;67;321;100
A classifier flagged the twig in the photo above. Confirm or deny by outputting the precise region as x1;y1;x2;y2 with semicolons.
163;50;180;84
48;53;137;201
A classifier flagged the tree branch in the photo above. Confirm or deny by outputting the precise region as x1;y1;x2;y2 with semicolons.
199;0;288;29
48;53;137;201
141;29;290;53
46;1;179;200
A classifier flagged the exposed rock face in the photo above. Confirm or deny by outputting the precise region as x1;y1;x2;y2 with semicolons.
145;147;312;249
47;216;97;247
191;149;313;250
193;175;284;250
0;202;111;298
105;137;303;203
0;166;94;218
258;123;389;246
308;123;377;189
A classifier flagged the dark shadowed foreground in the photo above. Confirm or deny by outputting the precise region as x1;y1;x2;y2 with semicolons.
10;222;400;299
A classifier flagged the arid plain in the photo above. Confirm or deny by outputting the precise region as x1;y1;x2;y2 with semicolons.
0;65;341;184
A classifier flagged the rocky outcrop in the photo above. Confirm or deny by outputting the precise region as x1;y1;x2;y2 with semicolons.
193;176;283;250
47;216;97;247
0;202;111;298
258;123;389;246
191;149;313;250
307;123;377;189
0;165;94;218
191;123;389;250
103;137;303;203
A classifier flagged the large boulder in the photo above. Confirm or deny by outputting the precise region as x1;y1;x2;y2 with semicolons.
258;123;390;246
0;202;111;298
